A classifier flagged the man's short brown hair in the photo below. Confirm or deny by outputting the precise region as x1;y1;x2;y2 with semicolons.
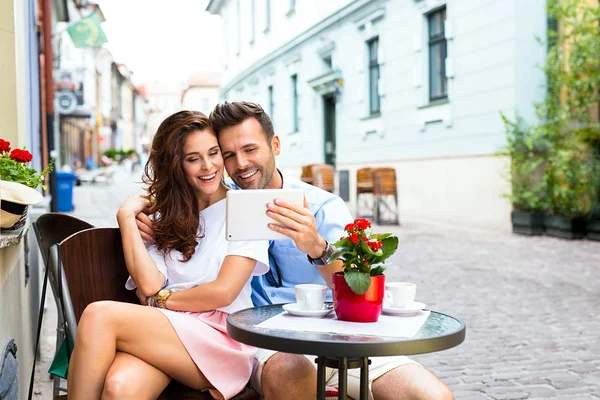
209;101;275;144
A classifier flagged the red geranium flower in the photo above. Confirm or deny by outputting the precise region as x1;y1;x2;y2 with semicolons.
10;148;33;163
344;223;355;233
354;218;371;230
368;240;383;252
0;139;10;153
349;232;360;245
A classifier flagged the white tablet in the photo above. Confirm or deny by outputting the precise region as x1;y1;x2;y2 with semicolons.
226;189;304;241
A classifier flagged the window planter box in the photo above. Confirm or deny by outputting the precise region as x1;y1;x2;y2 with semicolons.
585;219;600;241
511;210;545;236
544;214;585;240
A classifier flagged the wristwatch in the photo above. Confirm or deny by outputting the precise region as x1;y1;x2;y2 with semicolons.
156;289;173;309
307;241;336;265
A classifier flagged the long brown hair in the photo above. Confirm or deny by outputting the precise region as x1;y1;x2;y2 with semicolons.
142;110;213;262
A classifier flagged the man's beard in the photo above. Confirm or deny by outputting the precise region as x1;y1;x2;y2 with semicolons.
233;160;275;190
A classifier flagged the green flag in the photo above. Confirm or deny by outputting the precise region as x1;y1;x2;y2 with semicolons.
67;12;107;48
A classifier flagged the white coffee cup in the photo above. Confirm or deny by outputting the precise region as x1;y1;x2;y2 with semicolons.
295;284;327;311
385;282;416;309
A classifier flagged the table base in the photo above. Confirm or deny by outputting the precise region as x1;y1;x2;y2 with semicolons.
315;357;372;400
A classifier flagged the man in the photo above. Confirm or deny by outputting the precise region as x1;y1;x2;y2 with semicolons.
137;102;453;400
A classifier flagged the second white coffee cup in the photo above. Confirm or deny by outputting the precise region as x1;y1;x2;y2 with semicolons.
295;284;327;311
385;282;416;309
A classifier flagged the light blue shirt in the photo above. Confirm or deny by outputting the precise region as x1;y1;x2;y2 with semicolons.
226;171;353;306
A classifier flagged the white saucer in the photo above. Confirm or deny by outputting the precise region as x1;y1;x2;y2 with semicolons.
382;301;426;316
282;303;334;318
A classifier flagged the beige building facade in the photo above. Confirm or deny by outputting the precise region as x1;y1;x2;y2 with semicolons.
1;0;37;397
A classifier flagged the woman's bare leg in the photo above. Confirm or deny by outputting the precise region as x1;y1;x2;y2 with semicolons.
67;301;213;400
101;352;171;400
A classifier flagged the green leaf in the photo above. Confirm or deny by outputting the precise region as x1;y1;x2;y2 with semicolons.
370;265;387;276
331;238;349;247
374;233;393;240
327;248;350;264
360;238;381;256
344;270;372;295
379;236;398;259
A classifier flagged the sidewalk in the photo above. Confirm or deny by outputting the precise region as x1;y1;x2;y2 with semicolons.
33;172;600;399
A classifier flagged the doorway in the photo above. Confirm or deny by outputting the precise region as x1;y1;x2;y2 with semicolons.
323;94;336;167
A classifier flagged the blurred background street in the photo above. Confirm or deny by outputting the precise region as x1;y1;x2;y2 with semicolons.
2;0;600;399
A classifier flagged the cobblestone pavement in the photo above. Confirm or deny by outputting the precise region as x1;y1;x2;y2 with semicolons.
34;168;600;399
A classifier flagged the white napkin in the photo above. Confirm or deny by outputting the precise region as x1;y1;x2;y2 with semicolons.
256;310;431;338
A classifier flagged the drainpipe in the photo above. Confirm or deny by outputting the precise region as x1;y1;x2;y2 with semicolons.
42;0;57;211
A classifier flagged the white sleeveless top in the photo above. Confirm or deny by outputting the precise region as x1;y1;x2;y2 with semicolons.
126;198;269;314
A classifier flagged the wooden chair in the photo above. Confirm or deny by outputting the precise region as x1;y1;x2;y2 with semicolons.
301;164;316;185
372;168;400;225
301;164;335;193
33;213;94;399
36;216;259;400
356;168;374;218
314;164;335;193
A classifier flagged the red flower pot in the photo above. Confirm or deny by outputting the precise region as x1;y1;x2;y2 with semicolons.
332;272;385;322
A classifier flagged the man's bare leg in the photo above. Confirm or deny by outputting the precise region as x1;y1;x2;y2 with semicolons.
260;352;316;400
372;364;453;400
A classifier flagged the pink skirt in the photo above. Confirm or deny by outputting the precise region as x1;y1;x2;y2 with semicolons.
157;309;255;399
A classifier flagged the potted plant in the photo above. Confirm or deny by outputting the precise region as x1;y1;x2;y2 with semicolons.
0;138;53;231
500;115;550;235
545;137;600;239
573;126;600;241
327;218;398;322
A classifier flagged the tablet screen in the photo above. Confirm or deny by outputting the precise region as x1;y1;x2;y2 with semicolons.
226;189;304;241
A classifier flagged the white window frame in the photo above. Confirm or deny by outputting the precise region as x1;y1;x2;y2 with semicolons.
285;58;301;134
287;0;296;17
235;0;241;56
249;0;255;45
264;0;271;33
367;37;381;116
354;7;386;138
413;0;453;131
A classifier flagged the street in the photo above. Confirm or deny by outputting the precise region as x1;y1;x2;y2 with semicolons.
34;168;600;399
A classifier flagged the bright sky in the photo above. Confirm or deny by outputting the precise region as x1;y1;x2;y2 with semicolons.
99;0;222;86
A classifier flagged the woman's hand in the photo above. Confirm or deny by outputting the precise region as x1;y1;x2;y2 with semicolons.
136;210;156;243
117;195;152;221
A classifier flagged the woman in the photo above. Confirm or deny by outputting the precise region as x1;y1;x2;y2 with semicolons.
67;111;269;400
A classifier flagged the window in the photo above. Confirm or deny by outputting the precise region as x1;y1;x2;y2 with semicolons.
268;85;275;124
428;7;447;101
367;37;380;115
291;74;299;132
265;0;271;31
322;55;332;71
250;0;255;43
236;0;241;55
